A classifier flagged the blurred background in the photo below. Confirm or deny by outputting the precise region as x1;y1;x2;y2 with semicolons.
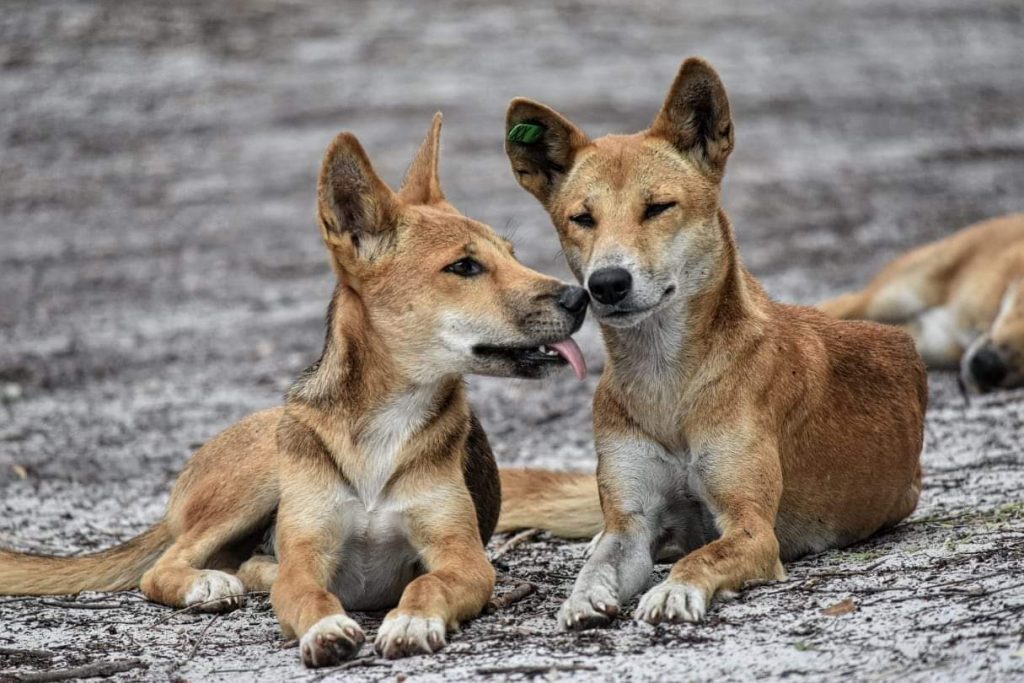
1;0;1022;482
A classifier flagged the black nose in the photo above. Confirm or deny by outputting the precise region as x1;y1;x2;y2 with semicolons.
588;267;632;305
970;347;1007;388
557;286;590;315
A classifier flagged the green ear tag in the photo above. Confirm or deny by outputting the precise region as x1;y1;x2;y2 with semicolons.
507;122;544;144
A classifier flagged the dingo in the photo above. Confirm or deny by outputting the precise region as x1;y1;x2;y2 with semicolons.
498;57;926;629
0;115;590;666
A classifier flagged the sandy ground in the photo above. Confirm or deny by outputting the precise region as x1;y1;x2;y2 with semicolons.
1;0;1023;680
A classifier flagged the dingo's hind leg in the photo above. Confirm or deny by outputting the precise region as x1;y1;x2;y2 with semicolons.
239;554;279;592
141;480;277;611
141;526;252;612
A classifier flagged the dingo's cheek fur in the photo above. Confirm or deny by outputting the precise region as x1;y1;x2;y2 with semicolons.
499;57;926;629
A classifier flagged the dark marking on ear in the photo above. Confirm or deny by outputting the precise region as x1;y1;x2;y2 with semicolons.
510;119;567;178
504;99;589;205
317;207;337;236
330;156;375;236
316;131;398;257
651;57;734;175
541;164;564;188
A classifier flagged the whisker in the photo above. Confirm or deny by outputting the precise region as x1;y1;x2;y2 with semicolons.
956;375;972;408
502;218;521;244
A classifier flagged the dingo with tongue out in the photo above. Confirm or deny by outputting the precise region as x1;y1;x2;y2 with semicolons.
0;114;589;667
498;56;927;629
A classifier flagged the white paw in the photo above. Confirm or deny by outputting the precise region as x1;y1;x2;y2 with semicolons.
300;614;365;668
584;530;604;558
557;569;620;631
374;613;446;659
184;570;246;612
634;580;707;624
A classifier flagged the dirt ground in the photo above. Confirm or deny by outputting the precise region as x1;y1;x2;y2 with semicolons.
1;1;1023;680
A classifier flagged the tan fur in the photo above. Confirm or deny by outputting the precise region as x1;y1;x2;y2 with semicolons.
819;213;1024;391
501;57;926;629
497;469;602;539
0;115;588;667
0;524;171;595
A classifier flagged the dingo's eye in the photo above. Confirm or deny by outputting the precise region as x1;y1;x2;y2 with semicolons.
644;202;676;220
444;257;485;277
570;212;596;229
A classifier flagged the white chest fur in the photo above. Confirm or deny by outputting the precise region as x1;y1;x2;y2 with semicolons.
351;383;441;507
329;488;420;611
609;304;691;444
326;383;444;610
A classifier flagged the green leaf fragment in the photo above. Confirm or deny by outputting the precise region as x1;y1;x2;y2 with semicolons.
508;123;544;144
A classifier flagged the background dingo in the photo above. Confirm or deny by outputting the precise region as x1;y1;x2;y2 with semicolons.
819;214;1024;394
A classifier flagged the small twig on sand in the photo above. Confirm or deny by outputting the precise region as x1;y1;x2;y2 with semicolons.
490;529;541;562
334;656;386;671
486;581;537;613
39;600;124;610
308;656;388;681
477;664;598;676
150;592;267;627
0;647;54;659
9;658;147;682
914;603;1024;631
750;559;889;597
864;580;1024;606
184;614;221;664
0;598;55;607
805;558;888;577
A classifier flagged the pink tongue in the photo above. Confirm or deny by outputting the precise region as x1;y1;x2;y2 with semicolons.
549;338;587;380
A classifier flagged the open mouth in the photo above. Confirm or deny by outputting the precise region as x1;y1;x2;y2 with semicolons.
472;338;587;379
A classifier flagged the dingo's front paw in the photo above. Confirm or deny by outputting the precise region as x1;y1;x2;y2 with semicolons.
634;580;707;624
374;612;446;659
300;614;365;668
557;582;620;631
184;570;246;612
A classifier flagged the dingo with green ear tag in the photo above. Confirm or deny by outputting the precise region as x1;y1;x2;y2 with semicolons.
497;57;926;630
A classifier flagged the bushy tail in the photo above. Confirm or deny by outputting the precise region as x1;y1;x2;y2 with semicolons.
0;522;171;595
817;290;869;319
497;468;602;539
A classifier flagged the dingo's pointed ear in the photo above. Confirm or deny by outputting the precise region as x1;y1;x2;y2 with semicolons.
651;57;734;176
398;112;446;205
317;132;398;263
505;98;589;206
